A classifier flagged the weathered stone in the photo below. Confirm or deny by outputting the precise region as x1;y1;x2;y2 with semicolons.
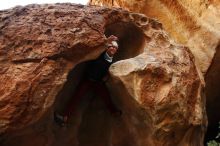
89;0;220;143
89;0;220;73
108;43;206;146
0;3;206;146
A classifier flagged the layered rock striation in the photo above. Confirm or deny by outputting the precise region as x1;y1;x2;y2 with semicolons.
89;0;220;142
0;3;206;146
89;0;220;73
108;45;206;146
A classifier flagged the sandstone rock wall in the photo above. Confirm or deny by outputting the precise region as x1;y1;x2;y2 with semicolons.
89;0;220;143
108;45;206;146
0;3;206;146
89;0;220;74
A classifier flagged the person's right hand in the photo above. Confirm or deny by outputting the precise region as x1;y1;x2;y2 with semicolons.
106;35;118;44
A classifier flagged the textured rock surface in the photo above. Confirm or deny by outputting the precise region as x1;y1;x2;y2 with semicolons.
89;0;220;74
0;3;206;146
109;48;206;146
89;0;220;142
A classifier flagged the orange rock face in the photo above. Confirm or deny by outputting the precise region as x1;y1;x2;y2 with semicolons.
0;3;206;146
89;0;220;143
89;0;220;74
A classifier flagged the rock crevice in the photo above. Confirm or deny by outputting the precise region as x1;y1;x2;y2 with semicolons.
0;3;206;146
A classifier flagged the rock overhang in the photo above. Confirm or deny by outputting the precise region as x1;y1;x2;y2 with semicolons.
0;3;207;146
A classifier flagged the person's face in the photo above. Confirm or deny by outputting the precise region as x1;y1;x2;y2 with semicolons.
107;46;118;56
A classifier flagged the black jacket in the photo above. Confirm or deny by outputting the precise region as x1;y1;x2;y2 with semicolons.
85;52;112;81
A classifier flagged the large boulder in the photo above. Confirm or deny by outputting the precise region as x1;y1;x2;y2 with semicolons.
108;46;206;146
0;3;206;146
89;0;220;142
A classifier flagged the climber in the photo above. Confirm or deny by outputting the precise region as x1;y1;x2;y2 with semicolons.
54;35;122;126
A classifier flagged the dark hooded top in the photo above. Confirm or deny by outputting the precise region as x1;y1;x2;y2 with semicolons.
85;52;113;81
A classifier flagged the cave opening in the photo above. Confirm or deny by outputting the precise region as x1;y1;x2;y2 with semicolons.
104;22;146;61
204;43;220;143
53;22;146;145
54;21;146;113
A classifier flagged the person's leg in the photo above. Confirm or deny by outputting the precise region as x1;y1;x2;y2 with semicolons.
93;82;120;114
63;79;92;118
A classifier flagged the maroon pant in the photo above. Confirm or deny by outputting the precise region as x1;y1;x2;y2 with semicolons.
63;79;117;117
